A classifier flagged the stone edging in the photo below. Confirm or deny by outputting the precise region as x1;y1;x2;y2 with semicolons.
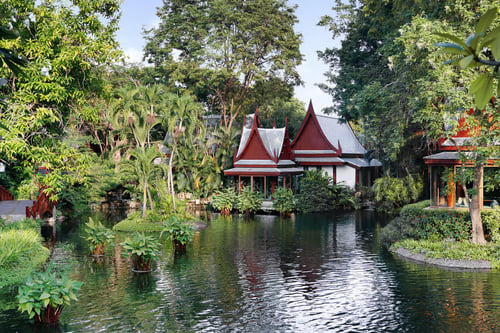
392;247;491;270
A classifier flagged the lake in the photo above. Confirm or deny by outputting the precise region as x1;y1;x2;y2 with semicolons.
1;210;499;332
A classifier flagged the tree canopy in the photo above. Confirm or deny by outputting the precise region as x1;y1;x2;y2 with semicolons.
144;0;304;133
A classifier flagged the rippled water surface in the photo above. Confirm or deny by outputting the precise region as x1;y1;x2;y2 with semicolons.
1;211;499;332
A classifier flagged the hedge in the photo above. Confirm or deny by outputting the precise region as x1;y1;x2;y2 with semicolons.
380;201;500;248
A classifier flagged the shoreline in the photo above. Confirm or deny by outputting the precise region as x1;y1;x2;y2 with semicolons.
392;246;492;270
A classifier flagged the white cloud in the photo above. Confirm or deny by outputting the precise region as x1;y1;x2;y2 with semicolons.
123;47;145;64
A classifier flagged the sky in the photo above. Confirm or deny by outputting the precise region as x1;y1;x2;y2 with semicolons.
116;0;337;113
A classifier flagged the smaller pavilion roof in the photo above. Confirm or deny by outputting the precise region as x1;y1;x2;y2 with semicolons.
316;115;367;155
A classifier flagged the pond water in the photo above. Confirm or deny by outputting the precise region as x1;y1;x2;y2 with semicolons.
1;211;499;332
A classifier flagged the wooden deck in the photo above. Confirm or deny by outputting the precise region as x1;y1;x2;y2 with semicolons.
0;200;33;222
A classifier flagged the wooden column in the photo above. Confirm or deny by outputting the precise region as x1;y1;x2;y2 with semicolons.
447;170;456;208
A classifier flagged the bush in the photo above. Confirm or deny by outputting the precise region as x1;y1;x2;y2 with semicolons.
295;170;334;213
272;187;295;215
0;227;50;289
372;173;423;212
401;202;471;241
482;207;500;242
392;239;499;265
331;183;359;210
162;215;195;249
236;186;263;216
84;217;114;256
212;187;236;216
112;211;164;233
380;216;407;249
120;232;161;272
16;267;82;324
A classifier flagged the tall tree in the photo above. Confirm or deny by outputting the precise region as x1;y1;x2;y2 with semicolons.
317;0;470;172
144;0;303;135
434;7;500;244
0;0;121;196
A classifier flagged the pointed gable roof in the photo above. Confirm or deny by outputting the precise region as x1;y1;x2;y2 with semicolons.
224;109;303;176
291;101;342;156
235;110;277;163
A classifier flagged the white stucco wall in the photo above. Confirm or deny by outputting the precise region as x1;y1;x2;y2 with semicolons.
336;165;356;188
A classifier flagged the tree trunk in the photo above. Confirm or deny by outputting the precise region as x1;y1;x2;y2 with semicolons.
142;179;148;218
168;146;177;213
470;163;486;244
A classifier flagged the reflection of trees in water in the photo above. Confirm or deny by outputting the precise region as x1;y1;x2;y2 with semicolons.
392;259;500;332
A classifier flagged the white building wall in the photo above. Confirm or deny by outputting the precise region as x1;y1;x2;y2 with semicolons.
336;165;356;188
321;166;334;179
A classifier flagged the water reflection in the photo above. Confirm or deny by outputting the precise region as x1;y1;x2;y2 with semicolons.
0;211;499;332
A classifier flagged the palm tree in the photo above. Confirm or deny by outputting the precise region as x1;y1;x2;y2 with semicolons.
121;146;162;217
162;93;203;212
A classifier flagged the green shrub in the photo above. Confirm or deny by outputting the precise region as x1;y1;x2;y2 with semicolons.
162;215;195;246
0;229;50;289
392;239;499;265
120;232;160;271
0;218;41;231
372;173;423;211
212;187;236;216
331;183;359;210
84;217;114;256
272;187;295;215
482;207;500;242
296;170;334;213
400;202;471;241
16;267;82;324
113;211;163;233
380;216;407;249
237;186;263;216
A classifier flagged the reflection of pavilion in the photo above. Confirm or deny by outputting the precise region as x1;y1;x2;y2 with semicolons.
224;102;381;199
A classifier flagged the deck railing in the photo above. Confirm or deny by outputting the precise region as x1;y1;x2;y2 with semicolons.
26;187;56;219
0;185;14;201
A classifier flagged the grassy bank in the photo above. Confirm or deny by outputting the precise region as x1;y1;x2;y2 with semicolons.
0;219;50;289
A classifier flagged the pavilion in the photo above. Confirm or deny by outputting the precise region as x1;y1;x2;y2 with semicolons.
224;102;381;198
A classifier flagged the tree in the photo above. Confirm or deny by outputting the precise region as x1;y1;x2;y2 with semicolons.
317;1;486;173
144;0;303;135
0;0;121;196
435;7;500;244
163;93;204;211
121;146;162;217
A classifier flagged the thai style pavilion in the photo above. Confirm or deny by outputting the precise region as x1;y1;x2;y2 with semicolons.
424;115;499;209
224;102;381;198
291;102;381;188
223;109;303;199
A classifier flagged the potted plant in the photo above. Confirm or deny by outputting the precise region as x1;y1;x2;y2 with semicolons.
120;233;160;272
212;187;236;216
16;268;82;324
84;217;114;256
162;215;195;252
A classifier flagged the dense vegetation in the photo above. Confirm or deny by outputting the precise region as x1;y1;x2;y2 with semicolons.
0;219;49;289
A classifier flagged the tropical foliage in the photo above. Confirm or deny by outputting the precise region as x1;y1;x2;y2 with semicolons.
16;267;83;324
84;217;114;256
120;232;161;272
0;223;49;289
272;187;295;215
372;173;423;212
144;0;303;135
162;215;195;248
236;186;263;217
212;187;237;216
